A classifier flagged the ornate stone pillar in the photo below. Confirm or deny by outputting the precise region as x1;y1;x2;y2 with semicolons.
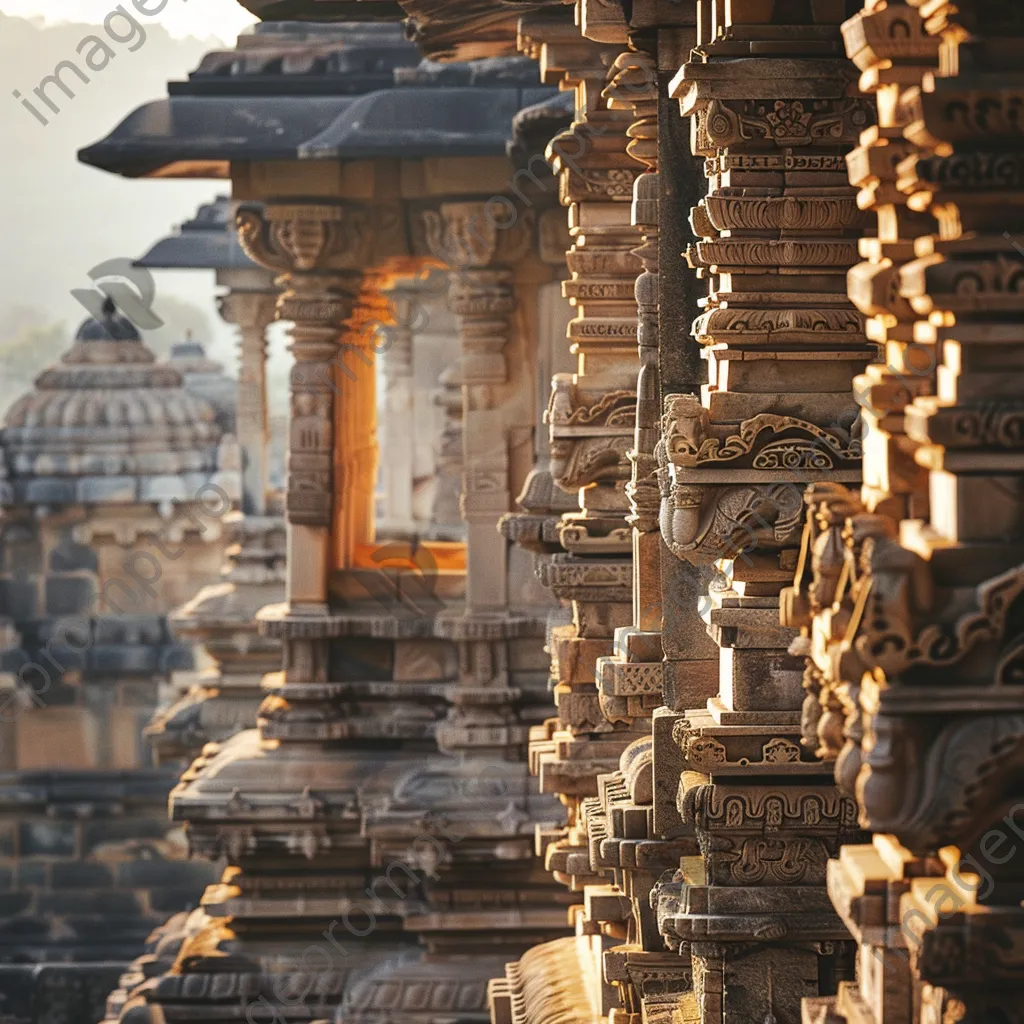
237;201;370;611
431;203;519;617
424;200;538;757
515;14;644;908
653;5;874;1020
377;279;418;536
218;286;278;516
796;3;1024;1021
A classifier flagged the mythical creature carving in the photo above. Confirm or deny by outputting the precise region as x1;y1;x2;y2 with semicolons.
858;711;1024;852
658;475;805;566
662;394;862;471
547;378;636;491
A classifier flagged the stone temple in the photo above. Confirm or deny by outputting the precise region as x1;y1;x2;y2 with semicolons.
2;2;1022;1024
0;298;237;1008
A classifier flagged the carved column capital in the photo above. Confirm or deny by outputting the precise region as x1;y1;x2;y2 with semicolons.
235;202;365;534
217;288;278;333
421;201;535;270
236;201;379;276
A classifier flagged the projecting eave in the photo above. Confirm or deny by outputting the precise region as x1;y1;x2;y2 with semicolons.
78;95;358;179
239;0;406;20
300;85;552;159
135;233;259;272
239;0;571;62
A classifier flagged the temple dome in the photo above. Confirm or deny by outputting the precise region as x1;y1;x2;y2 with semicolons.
1;301;241;505
74;299;143;342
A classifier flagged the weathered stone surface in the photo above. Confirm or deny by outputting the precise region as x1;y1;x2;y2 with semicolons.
42;4;1024;1024
787;3;1024;1021
73;18;577;1024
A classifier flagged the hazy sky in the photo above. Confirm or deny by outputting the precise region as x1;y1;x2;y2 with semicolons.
0;5;298;419
0;0;256;42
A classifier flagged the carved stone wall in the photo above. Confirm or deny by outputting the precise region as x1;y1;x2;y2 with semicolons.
644;6;873;1020
517;12;642;933
793;3;1024;1022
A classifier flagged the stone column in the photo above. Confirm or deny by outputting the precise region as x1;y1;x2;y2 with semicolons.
516;15;644;898
452;260;513;614
218;286;277;516
448;261;515;615
425;199;542;615
424;200;535;757
796;3;1024;1021
377;280;417;536
653;5;875;1020
237;201;369;611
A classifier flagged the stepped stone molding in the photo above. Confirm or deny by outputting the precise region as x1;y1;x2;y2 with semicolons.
651;3;875;1021
790;3;1024;1022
